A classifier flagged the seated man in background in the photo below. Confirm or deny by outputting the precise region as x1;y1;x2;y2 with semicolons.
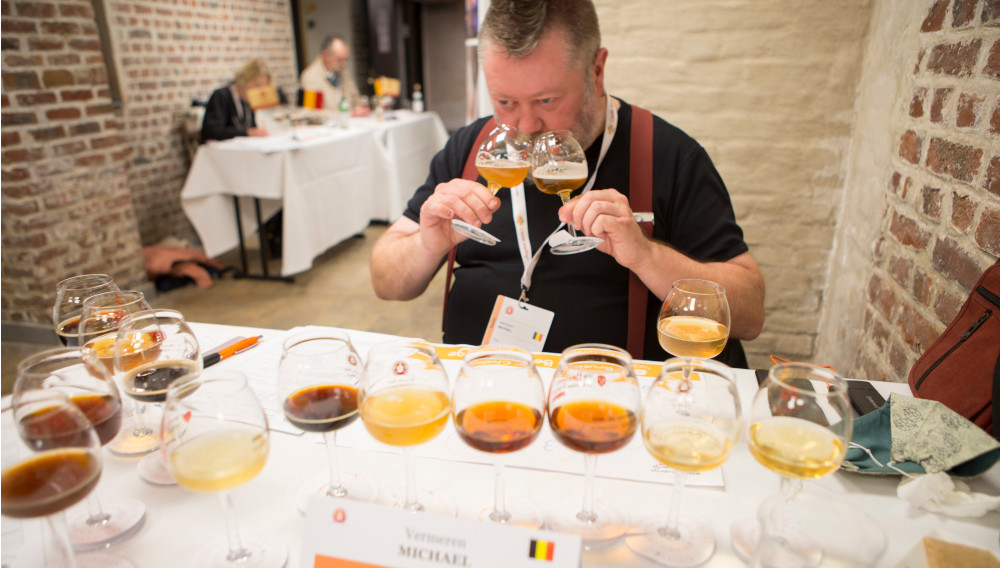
201;59;277;142
369;0;765;367
300;34;369;116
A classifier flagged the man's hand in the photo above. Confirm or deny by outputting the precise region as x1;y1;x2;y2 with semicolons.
247;127;269;137
416;178;501;254
558;188;652;268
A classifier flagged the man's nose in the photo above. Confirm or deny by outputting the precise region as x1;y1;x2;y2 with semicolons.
513;110;543;137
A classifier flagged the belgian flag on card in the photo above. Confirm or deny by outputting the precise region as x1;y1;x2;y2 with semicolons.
528;539;555;561
296;88;324;109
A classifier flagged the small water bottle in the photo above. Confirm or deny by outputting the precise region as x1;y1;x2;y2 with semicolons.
338;96;350;127
411;83;424;113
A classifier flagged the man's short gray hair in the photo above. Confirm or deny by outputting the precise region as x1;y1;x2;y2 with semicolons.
478;0;601;68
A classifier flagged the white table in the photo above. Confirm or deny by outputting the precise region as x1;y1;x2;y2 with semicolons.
180;111;448;277
3;322;998;568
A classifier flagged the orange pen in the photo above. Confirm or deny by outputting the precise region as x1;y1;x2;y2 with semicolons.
203;335;262;368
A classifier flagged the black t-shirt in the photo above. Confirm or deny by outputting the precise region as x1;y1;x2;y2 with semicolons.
403;99;750;367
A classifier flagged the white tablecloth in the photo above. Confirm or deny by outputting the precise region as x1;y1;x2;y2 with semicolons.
180;111;449;276
4;322;998;567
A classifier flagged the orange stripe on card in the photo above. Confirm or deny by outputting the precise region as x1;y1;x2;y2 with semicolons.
313;554;391;568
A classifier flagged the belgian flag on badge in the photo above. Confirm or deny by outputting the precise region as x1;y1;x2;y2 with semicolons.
529;539;555;561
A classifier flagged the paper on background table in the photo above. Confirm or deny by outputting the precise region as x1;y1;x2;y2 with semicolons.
191;324;725;489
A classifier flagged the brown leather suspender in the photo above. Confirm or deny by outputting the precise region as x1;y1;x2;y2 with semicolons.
628;106;654;359
443;118;496;332
443;107;654;359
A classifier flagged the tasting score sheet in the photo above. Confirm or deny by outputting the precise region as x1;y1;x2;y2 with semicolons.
191;322;727;489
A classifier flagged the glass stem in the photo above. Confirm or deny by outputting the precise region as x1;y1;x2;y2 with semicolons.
490;459;512;523
660;471;688;540
487;181;501;196
84;493;111;526
771;476;803;540
558;192;578;236
46;512;78;568
577;454;598;524
131;403;152;437
402;447;423;512
220;492;251;562
323;430;346;498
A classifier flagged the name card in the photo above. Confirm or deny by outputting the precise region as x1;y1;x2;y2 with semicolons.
300;498;581;568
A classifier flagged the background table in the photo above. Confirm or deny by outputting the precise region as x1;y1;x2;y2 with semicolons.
180;111;449;277
2;322;998;568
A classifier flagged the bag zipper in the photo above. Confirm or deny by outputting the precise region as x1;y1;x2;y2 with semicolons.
914;283;998;390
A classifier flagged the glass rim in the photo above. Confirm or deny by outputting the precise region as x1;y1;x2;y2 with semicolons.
80;289;146;308
55;273;115;291
671;278;727;296
658;356;736;381
460;345;534;363
765;362;847;394
281;330;354;354
560;342;633;363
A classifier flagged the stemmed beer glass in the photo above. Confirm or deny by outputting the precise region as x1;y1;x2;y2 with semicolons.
657;279;730;376
2;390;105;568
451;124;531;246
162;372;287;568
731;363;854;566
277;330;377;512
626;357;741;567
53;274;119;347
15;348;145;557
114;309;202;485
78;290;155;457
545;343;641;547
359;339;455;515
452;347;546;527
531;130;603;254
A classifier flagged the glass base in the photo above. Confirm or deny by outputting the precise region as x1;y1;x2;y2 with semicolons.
730;514;820;568
626;513;715;567
388;485;457;517
295;470;379;514
451;220;500;246
475;497;543;530
548;230;602;255
193;533;288;568
137;451;176;486
67;499;146;552
544;496;629;550
107;408;161;456
77;552;137;568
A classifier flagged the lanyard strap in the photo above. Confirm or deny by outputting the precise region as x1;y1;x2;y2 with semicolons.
513;94;620;299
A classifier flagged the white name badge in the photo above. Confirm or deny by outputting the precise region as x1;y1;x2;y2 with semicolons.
300;498;582;568
481;295;554;352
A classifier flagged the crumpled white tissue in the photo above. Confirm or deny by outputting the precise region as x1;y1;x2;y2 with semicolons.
897;472;1000;517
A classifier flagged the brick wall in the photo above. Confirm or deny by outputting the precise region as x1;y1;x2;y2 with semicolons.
1;0;146;324
1;0;299;326
106;0;298;246
851;0;1000;381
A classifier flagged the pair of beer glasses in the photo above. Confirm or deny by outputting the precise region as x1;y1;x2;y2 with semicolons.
451;125;603;254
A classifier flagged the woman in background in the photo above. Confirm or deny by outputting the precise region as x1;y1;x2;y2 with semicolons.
201;59;275;142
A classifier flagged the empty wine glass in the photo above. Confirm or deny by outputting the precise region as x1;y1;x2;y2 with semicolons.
114;309;202;485
15;348;145;556
451;123;531;246
277;330;377;513
730;363;853;566
626;357;741;566
162;371;287;568
53;274;119;347
359;339;455;516
544;343;641;548
452;346;545;528
531;130;603;255
2;389;104;568
79;290;155;457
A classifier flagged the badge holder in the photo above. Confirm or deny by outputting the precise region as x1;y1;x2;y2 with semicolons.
451;219;501;246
